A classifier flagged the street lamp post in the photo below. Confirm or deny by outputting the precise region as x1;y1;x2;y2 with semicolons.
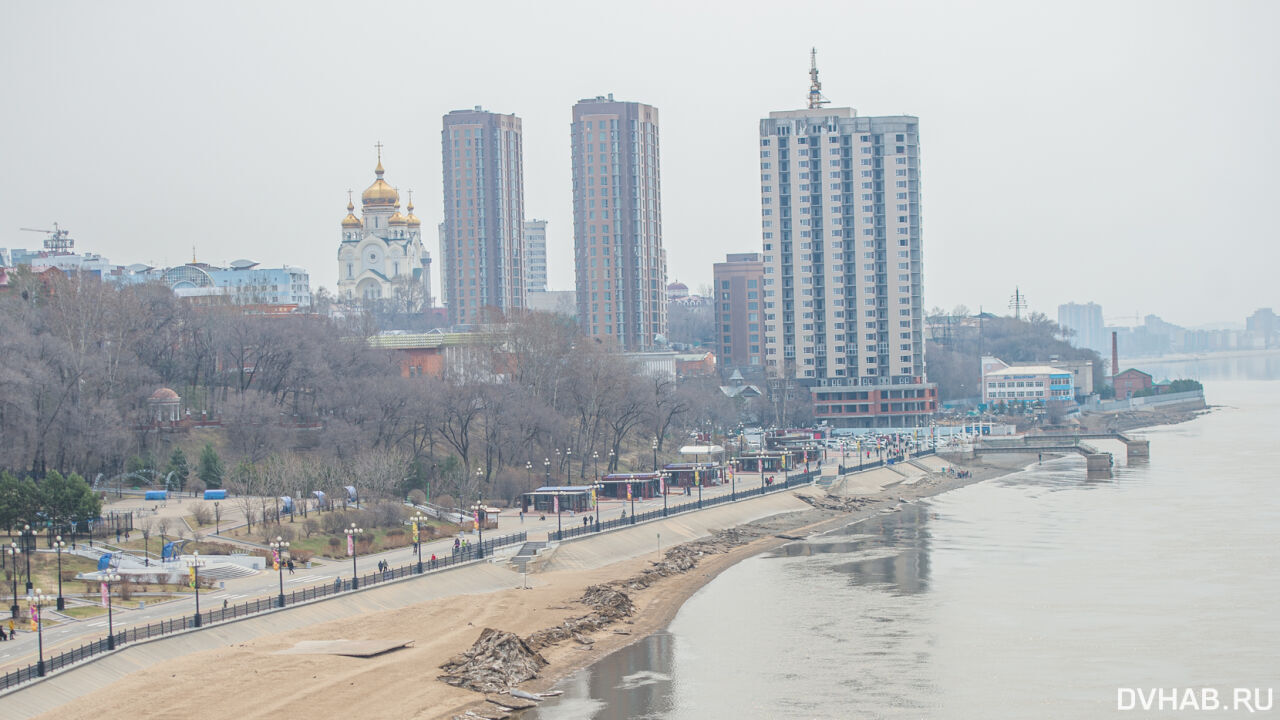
651;438;658;472
28;588;49;676
21;525;34;591
592;451;599;487
544;458;551;485
565;448;572;484
696;470;703;509
411;512;427;573
214;501;221;535
188;551;205;627
525;461;533;497
270;536;289;608
556;491;562;537
103;572;121;650
7;543;19;618
594;483;602;530
53;535;67;610
345;523;363;589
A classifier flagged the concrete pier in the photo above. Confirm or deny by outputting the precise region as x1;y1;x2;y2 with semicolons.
1085;453;1113;477
1124;439;1150;460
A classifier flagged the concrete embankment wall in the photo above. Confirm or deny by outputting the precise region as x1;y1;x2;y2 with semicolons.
541;491;813;573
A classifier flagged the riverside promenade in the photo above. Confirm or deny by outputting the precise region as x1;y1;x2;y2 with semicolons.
1;482;817;720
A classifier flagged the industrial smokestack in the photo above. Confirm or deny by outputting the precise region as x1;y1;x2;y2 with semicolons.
1111;331;1119;382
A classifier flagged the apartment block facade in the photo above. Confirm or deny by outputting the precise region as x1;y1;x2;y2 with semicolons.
441;107;526;325
1058;301;1107;355
759;105;934;427
571;94;667;351
713;252;766;375
523;219;548;296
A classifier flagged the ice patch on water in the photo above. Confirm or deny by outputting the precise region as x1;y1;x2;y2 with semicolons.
616;670;671;690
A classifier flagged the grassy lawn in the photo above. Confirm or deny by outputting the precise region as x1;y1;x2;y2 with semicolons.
1;548;98;597
61;605;108;619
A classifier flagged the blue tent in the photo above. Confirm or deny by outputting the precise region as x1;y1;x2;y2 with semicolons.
162;541;178;560
311;490;326;503
344;485;357;503
97;554;111;571
280;496;294;514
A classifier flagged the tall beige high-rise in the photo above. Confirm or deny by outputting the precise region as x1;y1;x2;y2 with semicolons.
571;94;667;351
441;107;526;325
760;54;935;427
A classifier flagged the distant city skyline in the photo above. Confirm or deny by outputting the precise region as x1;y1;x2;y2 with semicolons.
2;1;1276;327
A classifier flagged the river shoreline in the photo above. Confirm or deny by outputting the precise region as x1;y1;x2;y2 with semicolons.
17;413;1202;720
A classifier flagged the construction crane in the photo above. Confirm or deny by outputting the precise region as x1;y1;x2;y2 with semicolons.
19;222;74;253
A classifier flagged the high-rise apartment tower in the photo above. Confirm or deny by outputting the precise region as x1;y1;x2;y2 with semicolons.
441;107;526;325
523;219;548;296
760;52;935;427
571;94;667;351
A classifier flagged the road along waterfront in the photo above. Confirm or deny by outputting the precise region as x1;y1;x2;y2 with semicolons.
530;378;1279;719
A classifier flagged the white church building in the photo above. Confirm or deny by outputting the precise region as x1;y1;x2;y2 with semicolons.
337;150;432;305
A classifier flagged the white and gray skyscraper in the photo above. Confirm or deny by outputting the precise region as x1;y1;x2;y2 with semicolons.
760;52;935;427
523;219;548;296
1058;301;1107;355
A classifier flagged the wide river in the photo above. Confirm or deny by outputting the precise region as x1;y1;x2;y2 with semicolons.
532;354;1280;719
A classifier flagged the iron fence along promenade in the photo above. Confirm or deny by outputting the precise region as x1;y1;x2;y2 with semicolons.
0;531;527;693
549;469;820;542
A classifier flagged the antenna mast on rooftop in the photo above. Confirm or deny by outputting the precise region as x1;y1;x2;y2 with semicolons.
808;47;830;109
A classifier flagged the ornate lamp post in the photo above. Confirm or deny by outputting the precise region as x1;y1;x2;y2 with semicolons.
53;535;67;610
188;551;205;627
214;501;221;535
21;524;35;590
411;512;427;573
525;461;533;497
270;536;289;608
594;482;602;529
103;572;121;650
565;448;572;484
344;523;363;589
7;543;19;618
544;457;551;485
592;451;599;486
28;588;49;676
651;437;658;471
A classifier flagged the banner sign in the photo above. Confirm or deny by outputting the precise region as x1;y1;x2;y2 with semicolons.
188;566;196;589
411;521;419;544
29;601;38;631
553;495;560;514
347;534;354;556
100;582;109;608
627;483;633;501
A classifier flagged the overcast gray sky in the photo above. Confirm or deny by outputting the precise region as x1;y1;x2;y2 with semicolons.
2;0;1276;328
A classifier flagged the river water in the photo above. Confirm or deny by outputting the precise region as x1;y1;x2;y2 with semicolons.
531;356;1280;719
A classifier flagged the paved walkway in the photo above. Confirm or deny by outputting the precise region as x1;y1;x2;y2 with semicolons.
0;483;823;716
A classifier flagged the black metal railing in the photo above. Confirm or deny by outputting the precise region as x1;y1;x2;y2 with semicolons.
0;531;525;693
549;472;818;542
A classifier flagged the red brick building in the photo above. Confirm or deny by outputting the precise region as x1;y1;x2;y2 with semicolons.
1113;368;1153;399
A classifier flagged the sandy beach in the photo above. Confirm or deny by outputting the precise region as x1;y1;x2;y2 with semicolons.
14;451;1089;720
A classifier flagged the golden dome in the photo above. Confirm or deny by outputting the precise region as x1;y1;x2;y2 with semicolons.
361;159;399;207
341;198;362;228
405;199;421;226
388;203;408;225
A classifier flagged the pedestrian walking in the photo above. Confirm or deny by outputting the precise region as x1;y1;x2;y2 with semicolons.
8;618;15;637
0;625;7;641
430;553;437;568
287;558;295;574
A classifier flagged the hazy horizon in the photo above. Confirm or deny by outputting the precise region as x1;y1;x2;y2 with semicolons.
2;0;1276;328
